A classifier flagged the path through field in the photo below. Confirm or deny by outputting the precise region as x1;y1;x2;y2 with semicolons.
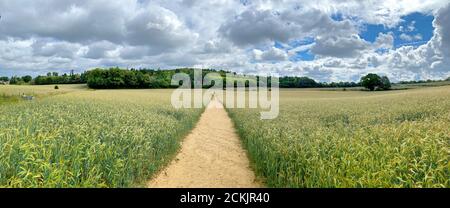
148;99;261;188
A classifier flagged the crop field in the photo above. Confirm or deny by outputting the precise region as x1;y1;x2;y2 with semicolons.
1;84;449;188
227;86;450;188
0;84;86;97
0;85;82;105
0;86;203;187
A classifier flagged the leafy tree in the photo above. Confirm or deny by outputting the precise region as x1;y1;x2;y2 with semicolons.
83;68;365;89
360;73;382;91
34;71;85;85
380;76;392;90
0;76;9;82
9;76;23;85
22;75;32;83
279;76;319;88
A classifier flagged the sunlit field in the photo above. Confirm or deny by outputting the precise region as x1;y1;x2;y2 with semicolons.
1;84;449;188
0;86;203;187
0;85;84;105
0;84;86;97
227;86;450;188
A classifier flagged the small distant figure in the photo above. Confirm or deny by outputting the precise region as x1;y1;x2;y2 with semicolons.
54;85;59;90
21;93;34;101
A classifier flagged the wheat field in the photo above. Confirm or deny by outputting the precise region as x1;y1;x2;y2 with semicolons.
0;86;202;187
1;84;449;188
227;86;450;188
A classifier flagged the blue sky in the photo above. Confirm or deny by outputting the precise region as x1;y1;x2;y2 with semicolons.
284;12;435;63
361;12;434;48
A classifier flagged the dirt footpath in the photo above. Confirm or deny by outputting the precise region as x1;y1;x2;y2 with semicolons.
148;99;261;188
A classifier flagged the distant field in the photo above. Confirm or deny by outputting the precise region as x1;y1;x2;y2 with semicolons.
0;86;203;187
0;84;87;96
392;81;450;89
313;81;450;91
228;86;450;187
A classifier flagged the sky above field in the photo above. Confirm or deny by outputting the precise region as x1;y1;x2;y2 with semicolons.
0;0;449;82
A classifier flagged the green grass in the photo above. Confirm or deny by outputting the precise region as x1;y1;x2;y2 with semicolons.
0;87;203;187
227;86;450;188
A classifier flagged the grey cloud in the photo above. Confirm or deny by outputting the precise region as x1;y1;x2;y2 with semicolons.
0;1;195;53
219;10;295;46
367;55;382;67
0;0;126;43
311;34;369;58
84;41;117;59
125;6;196;52
200;39;234;54
323;59;344;68
253;47;288;62
32;40;81;58
119;46;150;60
219;8;357;47
433;4;450;58
280;9;357;36
302;66;332;82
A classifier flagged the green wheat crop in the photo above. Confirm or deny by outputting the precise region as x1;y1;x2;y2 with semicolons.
227;86;450;188
0;87;202;187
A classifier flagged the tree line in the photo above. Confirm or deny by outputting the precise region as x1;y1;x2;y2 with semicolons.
3;67;448;90
0;71;85;85
398;77;450;84
83;68;364;89
279;76;360;88
84;68;229;89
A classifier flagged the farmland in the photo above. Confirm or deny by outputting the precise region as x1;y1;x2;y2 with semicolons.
227;86;450;188
0;84;449;188
0;85;202;187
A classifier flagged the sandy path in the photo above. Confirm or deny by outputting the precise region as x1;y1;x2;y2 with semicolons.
148;99;261;188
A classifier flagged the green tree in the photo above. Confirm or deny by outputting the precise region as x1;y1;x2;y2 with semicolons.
380;76;392;90
0;76;9;82
360;73;382;91
22;75;32;83
9;76;23;85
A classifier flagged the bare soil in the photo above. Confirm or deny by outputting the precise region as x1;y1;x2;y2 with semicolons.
148;99;261;188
